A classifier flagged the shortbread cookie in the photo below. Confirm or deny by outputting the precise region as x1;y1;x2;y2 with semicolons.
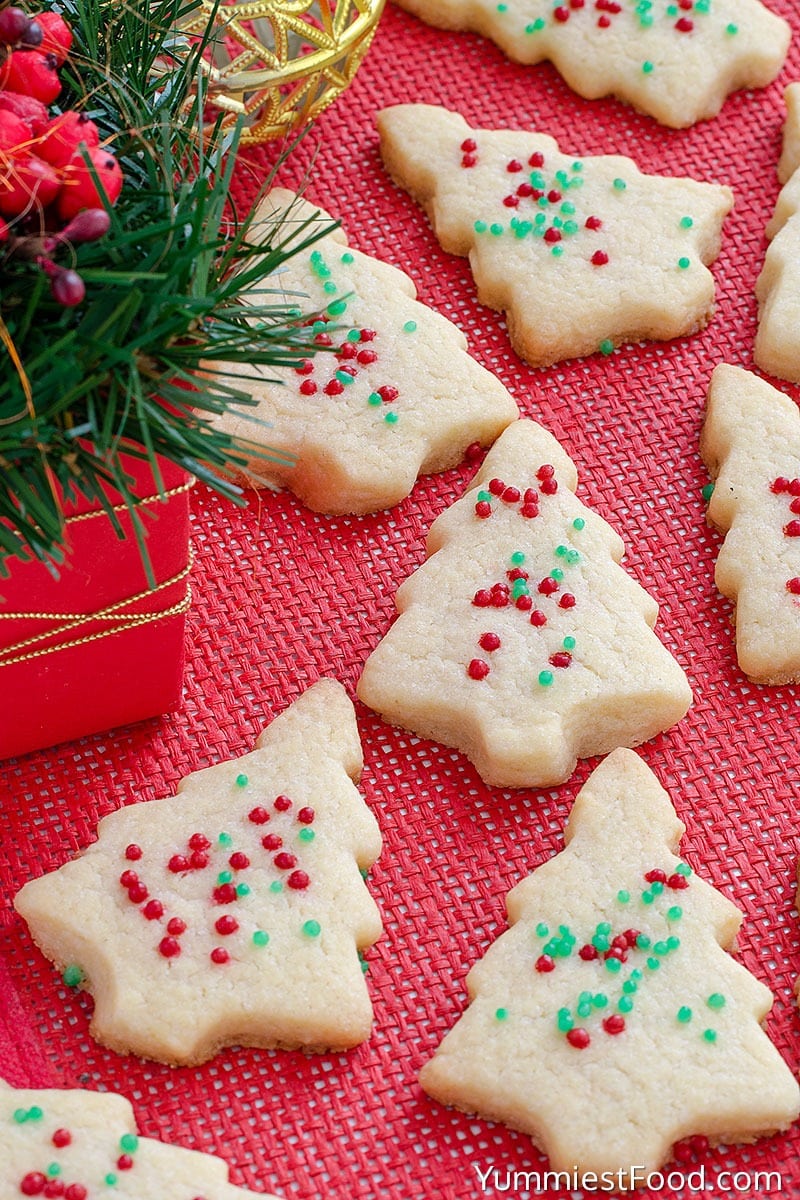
15;680;383;1065
778;83;800;185
213;189;517;514
377;105;733;367
755;94;800;384
0;1077;279;1199
392;0;789;128
420;749;800;1180
701;363;800;684
357;419;691;787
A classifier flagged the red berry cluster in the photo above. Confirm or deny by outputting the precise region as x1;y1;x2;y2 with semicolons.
0;5;123;305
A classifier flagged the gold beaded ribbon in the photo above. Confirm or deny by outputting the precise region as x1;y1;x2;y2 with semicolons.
0;481;194;669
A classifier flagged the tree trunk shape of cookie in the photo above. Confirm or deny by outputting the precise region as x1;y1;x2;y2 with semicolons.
419;749;800;1179
377;105;733;367
389;0;789;129
210;188;517;515
754;158;800;384
701;363;800;684
0;1077;280;1198
358;419;691;787
14;680;383;1066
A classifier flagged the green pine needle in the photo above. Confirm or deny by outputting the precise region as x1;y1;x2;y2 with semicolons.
0;0;335;576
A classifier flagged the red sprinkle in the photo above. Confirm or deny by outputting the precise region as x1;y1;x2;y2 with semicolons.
324;380;344;396
377;385;399;403
168;854;189;874
213;883;237;904
603;1015;626;1035
274;851;297;870
645;869;667;884
566;1027;590;1048
503;194;519;208
215;914;239;935
65;1189;88;1200
578;944;599;961
475;500;493;519
549;651;573;669
585;215;602;230
786;578;800;594
591;250;609;266
119;870;138;888
127;881;148;904
359;328;377;341
538;577;560;596
274;795;292;811
358;349;378;365
535;954;555;973
554;4;570;19
299;380;317;396
506;159;523;172
488;477;506;495
248;807;270;825
543;227;562;245
52;1130;72;1148
772;477;790;494
167;917;186;936
675;15;693;31
558;594;576;609
295;359;314;375
529;152;544;167
667;873;689;890
784;520;800;537
461;138;477;152
298;806;316;824
515;595;533;611
479;632;501;651
158;936;181;958
210;947;230;965
468;658;490;680
530;609;547;627
143;899;164;921
262;833;283;851
117;1155;134;1171
189;833;210;851
20;1175;47;1197
287;870;310;890
189;851;209;870
124;844;142;861
229;852;250;871
540;477;558;495
472;588;492;607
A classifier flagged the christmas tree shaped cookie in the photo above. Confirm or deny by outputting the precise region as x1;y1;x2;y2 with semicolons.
14;680;383;1065
755;91;800;384
392;0;789;129
701;363;800;684
420;750;800;1179
0;1077;279;1199
213;189;518;514
357;419;691;787
378;106;733;367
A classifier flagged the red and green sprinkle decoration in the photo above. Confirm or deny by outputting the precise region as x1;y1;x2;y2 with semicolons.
12;1106;141;1197
293;247;418;427
492;0;727;56
468;467;583;688
117;783;320;968
492;861;727;1050
770;475;800;597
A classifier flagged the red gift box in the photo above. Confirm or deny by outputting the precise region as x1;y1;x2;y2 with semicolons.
0;456;192;759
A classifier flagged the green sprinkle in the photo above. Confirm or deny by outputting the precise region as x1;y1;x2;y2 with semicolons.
302;919;321;938
13;1109;28;1124
217;870;233;885
618;995;634;1013
599;339;614;356
596;922;611;936
726;22;738;34
14;1106;44;1123
474;220;488;233
666;936;680;951
592;993;608;1008
707;993;726;1009
617;890;630;904
359;952;369;975
253;930;270;947
526;16;546;30
639;13;653;26
218;832;232;848
535;922;549;937
495;1006;508;1021
346;328;360;341
323;281;337;294
651;880;664;895
403;320;417;333
667;905;683;921
511;550;526;565
368;392;382;407
385;411;399;425
631;969;643;981
678;257;691;270
605;957;622;974
679;216;694;230
557;1008;573;1032
642;60;654;74
538;670;554;687
676;862;692;877
341;252;354;264
577;999;593;1018
572;517;585;531
653;941;669;956
636;934;651;950
298;828;315;842
551;568;564;582
336;370;355;385
703;1028;718;1043
571;161;583;173
236;883;251;897
496;2;507;10
105;1174;118;1187
489;223;503;236
46;1164;61;1177
622;979;638;995
269;880;283;893
612;178;627;191
551;244;564;257
62;964;82;989
120;1134;138;1153
701;482;715;502
646;957;661;971
327;299;347;316
560;201;575;215
641;890;654;905
235;773;248;787
677;1006;693;1023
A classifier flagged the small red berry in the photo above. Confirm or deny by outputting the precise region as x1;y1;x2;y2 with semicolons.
0;90;49;135
0;50;62;105
36;12;74;64
37;110;100;167
0;109;30;151
0;152;60;217
57;146;123;220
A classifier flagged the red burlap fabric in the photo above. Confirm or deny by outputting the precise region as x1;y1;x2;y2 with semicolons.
2;4;800;1197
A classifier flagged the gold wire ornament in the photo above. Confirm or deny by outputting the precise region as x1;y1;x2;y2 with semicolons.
167;0;386;143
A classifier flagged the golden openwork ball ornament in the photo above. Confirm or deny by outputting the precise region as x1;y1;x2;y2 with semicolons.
171;0;386;143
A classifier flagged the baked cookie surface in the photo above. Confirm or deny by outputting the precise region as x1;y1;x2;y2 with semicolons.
14;681;383;1065
213;189;518;514
358;419;691;787
420;749;800;1180
701;363;800;684
0;1077;279;1199
378;105;733;367
391;0;790;128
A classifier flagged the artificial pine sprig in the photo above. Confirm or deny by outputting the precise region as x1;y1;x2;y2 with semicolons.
0;0;334;575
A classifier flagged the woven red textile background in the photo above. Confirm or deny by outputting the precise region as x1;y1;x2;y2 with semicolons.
3;4;800;1198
